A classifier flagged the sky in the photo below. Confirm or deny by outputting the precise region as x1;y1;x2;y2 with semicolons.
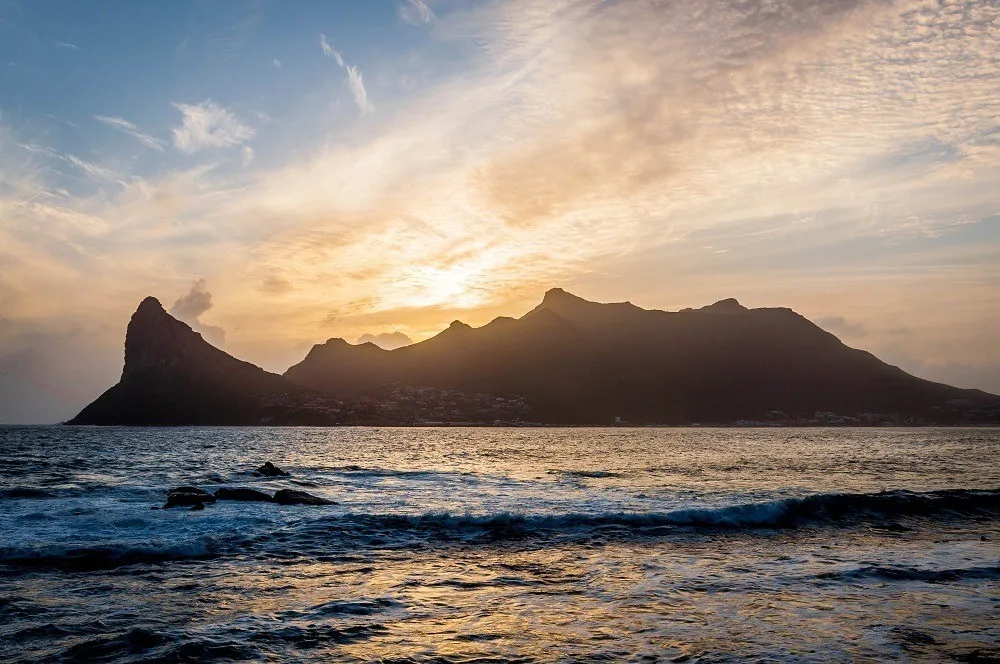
1;0;998;423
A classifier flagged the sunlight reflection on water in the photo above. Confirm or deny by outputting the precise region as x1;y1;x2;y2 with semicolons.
1;426;998;662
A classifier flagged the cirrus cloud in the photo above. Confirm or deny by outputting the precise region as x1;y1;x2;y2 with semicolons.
94;115;165;152
319;34;372;113
170;100;255;153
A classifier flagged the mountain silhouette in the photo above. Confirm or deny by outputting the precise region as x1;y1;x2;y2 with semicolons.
284;288;999;424
68;297;312;425
69;290;999;425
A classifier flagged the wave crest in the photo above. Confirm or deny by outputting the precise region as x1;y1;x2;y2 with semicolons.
313;488;1000;538
3;488;994;568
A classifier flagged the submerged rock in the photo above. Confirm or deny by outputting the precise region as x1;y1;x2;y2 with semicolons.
272;489;335;506
214;487;273;502
164;486;216;509
189;503;205;511
254;461;290;477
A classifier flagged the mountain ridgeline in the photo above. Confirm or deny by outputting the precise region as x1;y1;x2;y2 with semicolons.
69;289;1000;426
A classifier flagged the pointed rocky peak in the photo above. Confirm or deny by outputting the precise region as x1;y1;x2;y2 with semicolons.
135;295;166;316
532;288;596;318
699;298;748;314
541;287;588;306
122;297;203;377
71;296;309;425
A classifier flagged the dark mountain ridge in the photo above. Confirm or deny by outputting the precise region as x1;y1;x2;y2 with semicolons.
69;289;1000;425
284;288;999;425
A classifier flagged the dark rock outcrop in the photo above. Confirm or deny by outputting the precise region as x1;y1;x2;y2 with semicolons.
164;486;216;509
67;297;316;426
272;489;336;506
254;461;289;477
159;486;335;509
214;487;273;502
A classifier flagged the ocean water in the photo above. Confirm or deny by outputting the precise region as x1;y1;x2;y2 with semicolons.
1;426;998;663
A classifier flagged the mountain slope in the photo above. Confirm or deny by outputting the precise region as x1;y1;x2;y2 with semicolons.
68;298;313;425
284;288;1000;424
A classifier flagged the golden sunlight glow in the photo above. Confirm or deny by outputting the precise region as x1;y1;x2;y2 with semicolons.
2;0;999;414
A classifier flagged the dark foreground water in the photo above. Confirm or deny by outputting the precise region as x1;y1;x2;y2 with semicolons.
1;426;998;663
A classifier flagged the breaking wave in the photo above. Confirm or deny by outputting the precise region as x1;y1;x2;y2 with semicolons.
3;488;995;569
0;537;228;570
317;487;999;536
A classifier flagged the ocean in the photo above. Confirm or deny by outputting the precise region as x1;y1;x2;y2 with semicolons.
1;426;998;662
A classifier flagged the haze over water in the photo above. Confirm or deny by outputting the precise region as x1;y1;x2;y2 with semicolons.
2;426;998;662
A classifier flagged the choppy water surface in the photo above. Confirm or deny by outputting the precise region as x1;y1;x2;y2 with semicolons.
1;426;998;662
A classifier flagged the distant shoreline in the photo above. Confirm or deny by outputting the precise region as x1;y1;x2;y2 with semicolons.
39;422;997;428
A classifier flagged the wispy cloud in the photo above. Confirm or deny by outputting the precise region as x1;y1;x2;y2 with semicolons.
65;155;122;183
170;100;255;153
17;142;125;186
319;34;344;67
346;65;373;113
44;114;79;128
399;0;434;26
94;115;165;152
272;58;281;68
319;34;372;113
52;40;78;50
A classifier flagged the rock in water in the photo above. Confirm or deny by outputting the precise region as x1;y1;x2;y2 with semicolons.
271;489;335;506
164;486;216;509
190;503;205;511
255;461;290;477
214;487;273;502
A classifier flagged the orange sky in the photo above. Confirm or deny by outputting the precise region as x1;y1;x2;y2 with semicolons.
2;0;999;422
